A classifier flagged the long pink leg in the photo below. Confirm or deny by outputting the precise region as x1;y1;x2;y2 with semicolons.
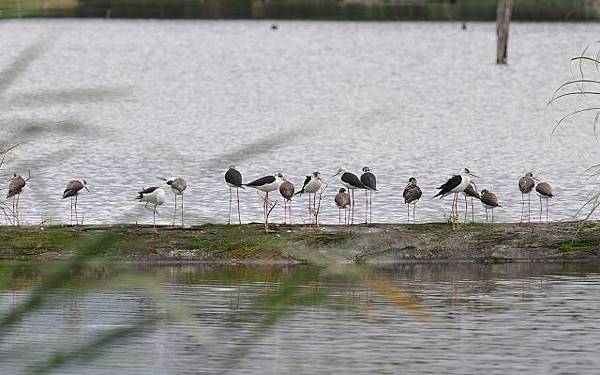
75;195;79;225
464;195;468;223
181;193;184;227
351;190;355;225
471;197;474;222
70;197;73;225
364;190;368;224
228;187;232;225
172;194;177;226
528;193;531;222
539;196;542;222
16;194;20;226
236;188;241;224
546;199;549;222
520;193;524;223
368;191;371;223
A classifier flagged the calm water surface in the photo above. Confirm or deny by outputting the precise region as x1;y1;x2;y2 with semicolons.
1;21;600;224
1;262;599;374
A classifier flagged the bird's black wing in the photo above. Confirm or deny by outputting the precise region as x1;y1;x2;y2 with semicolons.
294;176;311;196
62;189;77;199
433;175;461;198
360;172;377;191
341;173;366;189
140;186;159;194
136;186;159;199
245;175;275;187
225;168;243;187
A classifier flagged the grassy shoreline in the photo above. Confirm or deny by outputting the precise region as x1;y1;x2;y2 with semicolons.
0;222;599;264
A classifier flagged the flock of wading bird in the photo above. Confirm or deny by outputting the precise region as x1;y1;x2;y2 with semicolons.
4;167;554;232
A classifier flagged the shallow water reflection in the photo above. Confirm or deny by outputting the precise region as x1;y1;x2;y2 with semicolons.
1;262;600;374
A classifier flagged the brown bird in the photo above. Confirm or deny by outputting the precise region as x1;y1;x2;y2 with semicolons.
480;189;501;223
463;181;480;223
279;179;295;224
519;172;536;223
334;187;351;225
403;177;422;223
535;181;553;222
7;173;26;226
62;179;89;225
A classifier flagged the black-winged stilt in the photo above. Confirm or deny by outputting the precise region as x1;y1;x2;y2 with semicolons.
159;176;187;227
480;189;501;222
62;179;89;225
225;166;243;225
136;186;166;233
360;167;377;224
279;179;295;224
403;177;422;223
518;172;535;223
334;187;350;225
434;168;479;229
535;181;553;222
463;181;480;223
244;173;284;230
295;171;323;225
7;173;26;226
333;168;366;225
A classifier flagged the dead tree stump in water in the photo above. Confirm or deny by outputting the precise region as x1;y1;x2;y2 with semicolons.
496;0;513;64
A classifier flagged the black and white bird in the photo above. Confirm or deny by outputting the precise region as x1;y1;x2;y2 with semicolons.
7;173;26;226
518;172;536;223
62;179;89;225
159;176;187;227
334;187;351;225
136;186;166;233
434;168;479;229
295;171;323;225
225;166;243;225
244;173;285;230
333;168;367;225
463;181;480;223
279;179;295;224
403;177;422;223
360;167;377;224
480;189;501;223
535;180;553;223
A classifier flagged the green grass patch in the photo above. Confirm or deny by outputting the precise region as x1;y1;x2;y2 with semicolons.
558;241;596;253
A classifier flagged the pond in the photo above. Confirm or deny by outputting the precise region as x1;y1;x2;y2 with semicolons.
1;262;600;374
1;20;600;225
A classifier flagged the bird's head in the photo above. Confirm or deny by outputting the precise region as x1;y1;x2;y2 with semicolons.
464;168;479;178
333;168;346;177
481;189;489;195
362;167;370;173
276;173;284;180
81;179;90;192
408;177;417;184
313;171;321;179
228;165;236;170
339;187;346;193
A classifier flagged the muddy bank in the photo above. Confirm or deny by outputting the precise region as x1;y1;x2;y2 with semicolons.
0;222;599;264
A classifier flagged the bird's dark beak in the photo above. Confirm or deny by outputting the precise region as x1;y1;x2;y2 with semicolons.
84;186;90;193
470;173;480;178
